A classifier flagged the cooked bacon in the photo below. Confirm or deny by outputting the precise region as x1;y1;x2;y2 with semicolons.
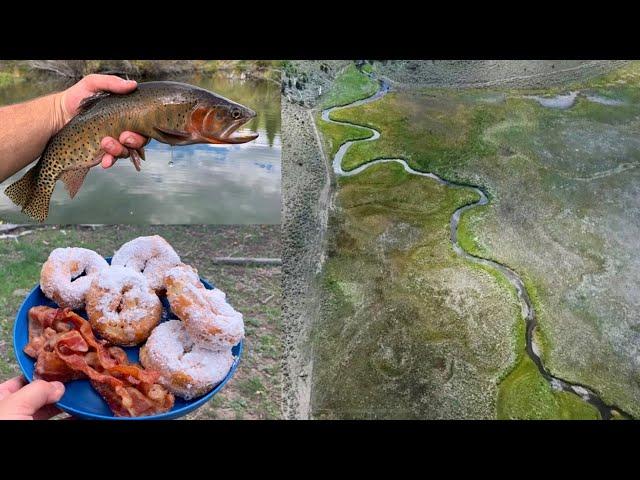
35;350;85;382
24;306;174;417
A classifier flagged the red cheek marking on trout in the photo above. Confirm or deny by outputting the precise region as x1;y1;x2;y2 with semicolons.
187;106;210;135
186;106;227;144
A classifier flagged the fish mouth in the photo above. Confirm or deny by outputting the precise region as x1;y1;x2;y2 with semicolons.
214;114;259;144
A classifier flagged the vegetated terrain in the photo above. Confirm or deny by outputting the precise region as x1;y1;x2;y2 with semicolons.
0;60;281;84
0;224;282;420
314;162;522;418
313;61;639;419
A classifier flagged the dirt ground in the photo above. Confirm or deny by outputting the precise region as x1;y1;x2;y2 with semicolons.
0;224;281;420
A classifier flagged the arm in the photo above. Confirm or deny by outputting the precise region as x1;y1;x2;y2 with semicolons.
0;74;149;183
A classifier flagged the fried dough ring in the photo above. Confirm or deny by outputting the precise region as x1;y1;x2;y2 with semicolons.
164;264;244;350
111;235;181;291
40;247;109;309
86;266;162;346
139;320;235;400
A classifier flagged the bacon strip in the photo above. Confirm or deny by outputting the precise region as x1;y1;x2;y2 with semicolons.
24;306;174;417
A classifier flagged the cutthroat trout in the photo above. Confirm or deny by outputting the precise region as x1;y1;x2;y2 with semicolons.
5;81;259;222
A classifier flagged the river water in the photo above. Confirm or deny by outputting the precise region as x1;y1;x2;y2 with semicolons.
0;72;281;224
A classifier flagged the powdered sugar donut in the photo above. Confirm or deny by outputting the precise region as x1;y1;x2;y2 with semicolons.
111;236;181;291
86;266;162;346
139;320;235;400
164;265;244;350
40;247;109;309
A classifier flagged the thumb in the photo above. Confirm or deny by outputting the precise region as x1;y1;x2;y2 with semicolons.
8;380;65;416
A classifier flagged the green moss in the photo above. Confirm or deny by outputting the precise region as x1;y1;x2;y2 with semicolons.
497;355;600;419
320;64;378;109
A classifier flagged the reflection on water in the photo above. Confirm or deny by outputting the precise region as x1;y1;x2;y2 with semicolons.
0;71;281;224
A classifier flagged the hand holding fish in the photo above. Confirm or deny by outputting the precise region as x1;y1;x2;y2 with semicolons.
58;75;149;169
2;78;259;221
0;75;149;184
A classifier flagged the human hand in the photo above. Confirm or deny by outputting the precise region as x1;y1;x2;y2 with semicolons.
0;376;65;420
56;74;149;169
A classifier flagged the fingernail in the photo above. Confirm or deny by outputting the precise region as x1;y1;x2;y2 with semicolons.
106;139;115;149
52;382;65;395
124;137;135;146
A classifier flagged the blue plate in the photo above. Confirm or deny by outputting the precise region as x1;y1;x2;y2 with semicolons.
12;258;242;420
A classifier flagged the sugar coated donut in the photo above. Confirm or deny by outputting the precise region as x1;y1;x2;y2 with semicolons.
165;265;244;350
139;320;235;400
111;235;181;291
86;266;162;346
40;248;109;309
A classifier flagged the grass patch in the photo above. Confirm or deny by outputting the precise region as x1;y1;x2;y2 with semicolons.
320;64;378;109
497;355;600;419
329;91;497;175
313;162;520;418
316;111;374;159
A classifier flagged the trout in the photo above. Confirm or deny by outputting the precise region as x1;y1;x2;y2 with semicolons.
4;81;259;222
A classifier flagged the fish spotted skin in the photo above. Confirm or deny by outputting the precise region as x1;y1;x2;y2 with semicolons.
4;81;258;222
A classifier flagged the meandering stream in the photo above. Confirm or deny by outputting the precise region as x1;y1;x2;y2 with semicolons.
321;74;630;420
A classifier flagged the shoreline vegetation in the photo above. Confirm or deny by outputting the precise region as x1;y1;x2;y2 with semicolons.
0;60;282;87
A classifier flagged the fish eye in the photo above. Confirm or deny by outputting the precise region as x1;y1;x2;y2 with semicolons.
231;108;241;119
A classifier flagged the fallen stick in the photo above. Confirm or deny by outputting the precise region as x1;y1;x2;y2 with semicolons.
261;294;275;304
211;257;282;266
0;224;32;233
0;230;35;241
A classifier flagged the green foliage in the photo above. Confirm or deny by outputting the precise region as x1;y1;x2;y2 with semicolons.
320;64;378;109
497;355;600;419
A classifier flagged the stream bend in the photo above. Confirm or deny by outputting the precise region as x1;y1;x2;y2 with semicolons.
321;74;631;420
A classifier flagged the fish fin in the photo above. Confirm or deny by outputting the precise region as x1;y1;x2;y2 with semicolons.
59;168;89;199
130;150;142;172
21;189;52;222
5;163;39;208
78;91;111;114
153;126;193;144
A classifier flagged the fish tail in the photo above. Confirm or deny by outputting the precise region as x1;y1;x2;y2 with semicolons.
5;163;39;209
4;162;51;222
21;186;52;222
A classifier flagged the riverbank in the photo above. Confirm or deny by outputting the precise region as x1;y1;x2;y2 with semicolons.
0;60;282;86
